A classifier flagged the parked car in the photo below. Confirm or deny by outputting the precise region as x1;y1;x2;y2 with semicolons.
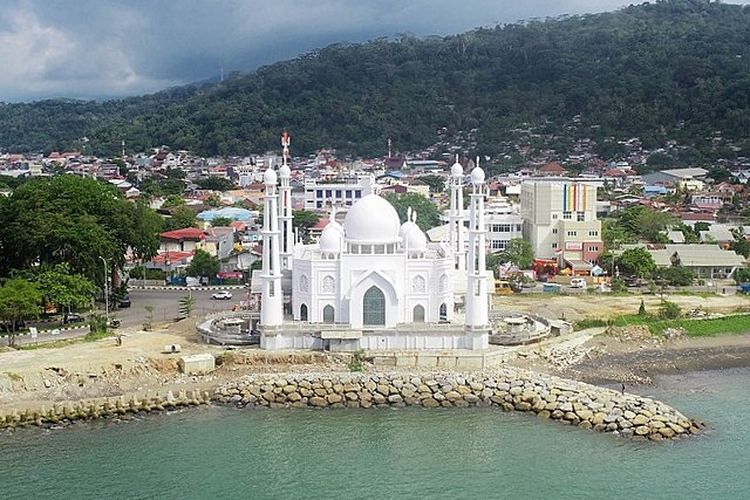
569;278;587;289
64;313;86;324
211;291;233;300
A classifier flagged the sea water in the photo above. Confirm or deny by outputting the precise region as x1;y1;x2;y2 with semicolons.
1;368;749;500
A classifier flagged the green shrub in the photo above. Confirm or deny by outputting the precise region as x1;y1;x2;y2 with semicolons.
348;350;365;372
611;278;627;293
658;300;682;320
129;266;167;281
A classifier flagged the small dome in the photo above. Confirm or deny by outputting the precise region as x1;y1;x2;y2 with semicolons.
451;158;464;177
263;167;277;185
470;166;485;185
401;221;427;251
327;219;344;235
319;223;344;252
279;163;291;178
344;194;400;243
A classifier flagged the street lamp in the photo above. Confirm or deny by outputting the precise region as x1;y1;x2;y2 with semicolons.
99;256;109;324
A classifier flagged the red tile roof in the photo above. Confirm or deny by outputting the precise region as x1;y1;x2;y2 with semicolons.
160;228;206;241
539;162;567;174
151;251;194;264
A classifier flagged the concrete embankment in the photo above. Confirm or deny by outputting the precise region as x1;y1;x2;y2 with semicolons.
0;390;212;430
212;369;701;441
0;369;702;441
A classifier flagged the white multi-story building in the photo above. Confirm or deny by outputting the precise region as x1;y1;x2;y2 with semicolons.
521;181;603;271
485;196;523;253
303;174;378;211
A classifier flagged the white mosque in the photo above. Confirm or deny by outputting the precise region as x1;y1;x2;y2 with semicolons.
258;135;491;351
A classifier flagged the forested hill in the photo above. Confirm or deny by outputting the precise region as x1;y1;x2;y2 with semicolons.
2;0;750;158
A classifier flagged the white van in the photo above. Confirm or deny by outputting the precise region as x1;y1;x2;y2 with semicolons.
569;278;587;289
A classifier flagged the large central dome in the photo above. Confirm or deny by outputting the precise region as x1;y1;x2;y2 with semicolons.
344;193;401;243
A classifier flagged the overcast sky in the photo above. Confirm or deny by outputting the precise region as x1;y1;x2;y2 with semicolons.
0;0;747;102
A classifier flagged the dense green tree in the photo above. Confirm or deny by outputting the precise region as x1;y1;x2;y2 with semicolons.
417;175;445;193
0;176;161;284
612;205;678;243
162;206;198;231
732;267;750;285
196;177;234;191
36;264;97;314
162;194;186;208
0;278;41;346
617;247;657;278
382;192;441;231
499;238;534;269
186;250;219;278
656;265;695;286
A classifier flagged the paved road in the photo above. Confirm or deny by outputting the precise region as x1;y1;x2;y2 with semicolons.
4;288;244;347
115;288;244;327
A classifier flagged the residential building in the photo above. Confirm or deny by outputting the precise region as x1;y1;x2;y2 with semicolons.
159;228;206;254
521;181;603;272
201;227;235;259
641;168;708;190
619;244;745;279
303;174;377;211
485;196;523;252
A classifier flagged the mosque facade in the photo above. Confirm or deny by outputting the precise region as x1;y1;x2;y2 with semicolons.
258;136;490;351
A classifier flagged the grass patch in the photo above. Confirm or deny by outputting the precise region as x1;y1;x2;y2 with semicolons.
84;329;112;342
649;314;750;337
575;312;750;337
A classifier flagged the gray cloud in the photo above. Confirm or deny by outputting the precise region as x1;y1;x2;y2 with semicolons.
1;0;748;101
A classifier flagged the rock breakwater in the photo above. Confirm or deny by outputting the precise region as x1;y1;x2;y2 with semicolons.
214;369;701;441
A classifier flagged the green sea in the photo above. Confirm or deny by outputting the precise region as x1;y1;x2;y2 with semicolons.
2;368;749;500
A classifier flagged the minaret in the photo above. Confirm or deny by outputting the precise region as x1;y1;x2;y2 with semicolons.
449;155;466;272
279;131;294;271
260;166;283;327
465;157;489;348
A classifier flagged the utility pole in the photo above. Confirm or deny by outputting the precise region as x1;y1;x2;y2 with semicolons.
100;256;109;324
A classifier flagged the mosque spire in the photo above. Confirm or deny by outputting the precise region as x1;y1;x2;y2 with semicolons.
279;131;294;271
260;165;283;332
449;154;466;272
464;155;489;349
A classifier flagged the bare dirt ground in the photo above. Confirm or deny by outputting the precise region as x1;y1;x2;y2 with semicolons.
495;292;750;322
493;292;750;386
502;325;750;386
0;320;346;414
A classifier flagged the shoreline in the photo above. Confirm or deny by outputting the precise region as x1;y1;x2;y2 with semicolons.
2;322;746;441
0;369;703;441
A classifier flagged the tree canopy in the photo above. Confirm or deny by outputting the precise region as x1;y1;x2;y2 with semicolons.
617;247;657;278
0;278;41;346
2;1;750;159
36;264;97;313
499;238;534;269
0;176;162;283
383;192;441;231
186;249;219;278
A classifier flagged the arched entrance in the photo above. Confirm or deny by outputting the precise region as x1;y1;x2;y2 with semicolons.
439;303;447;322
300;303;308;321
323;305;335;324
413;304;425;323
363;286;386;326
